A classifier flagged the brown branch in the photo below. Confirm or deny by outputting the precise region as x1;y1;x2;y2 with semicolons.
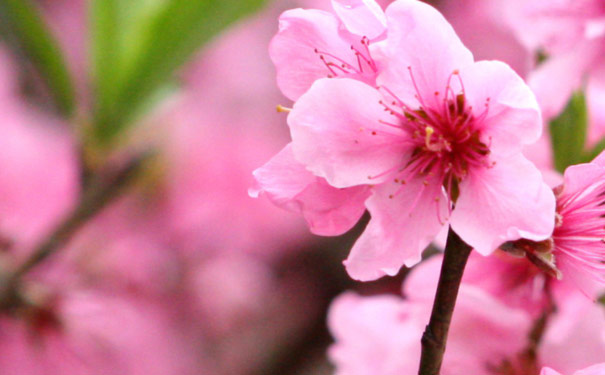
0;152;151;307
418;227;472;375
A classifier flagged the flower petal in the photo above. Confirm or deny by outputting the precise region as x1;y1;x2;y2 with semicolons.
577;364;605;375
460;60;542;156
528;41;597;120
251;144;370;236
376;0;474;108
587;66;605;148
344;175;447;281
289;78;408;188
561;158;605;196
451;153;556;255
270;8;376;101
331;0;387;40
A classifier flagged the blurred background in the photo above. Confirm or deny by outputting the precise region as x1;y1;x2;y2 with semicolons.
0;0;596;374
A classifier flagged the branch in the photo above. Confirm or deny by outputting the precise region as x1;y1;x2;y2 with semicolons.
0;152;151;306
418;227;472;375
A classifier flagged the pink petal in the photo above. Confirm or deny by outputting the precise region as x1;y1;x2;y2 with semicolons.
331;0;387;40
528;41;596;120
376;0;474;108
561;158;605;196
344;175;447;281
577;364;605;375
289;78;408;188
540;367;563;375
327;292;421;375
270;9;361;101
540;300;605;374
587;67;605;148
451;153;556;255
460;60;542;156
593;149;605;167
251;144;370;235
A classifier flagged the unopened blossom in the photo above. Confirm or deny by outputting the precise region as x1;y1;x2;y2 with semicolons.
279;0;555;280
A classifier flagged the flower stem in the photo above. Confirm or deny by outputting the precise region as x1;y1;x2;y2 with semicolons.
418;227;472;375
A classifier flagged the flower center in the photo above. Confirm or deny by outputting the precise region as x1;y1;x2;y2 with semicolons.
377;68;493;203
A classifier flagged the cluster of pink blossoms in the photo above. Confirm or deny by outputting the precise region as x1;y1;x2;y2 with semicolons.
254;0;605;373
254;0;556;280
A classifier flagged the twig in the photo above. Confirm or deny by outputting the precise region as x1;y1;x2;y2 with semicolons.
418;227;472;375
0;152;151;306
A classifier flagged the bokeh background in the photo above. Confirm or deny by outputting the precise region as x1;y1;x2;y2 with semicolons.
0;0;601;374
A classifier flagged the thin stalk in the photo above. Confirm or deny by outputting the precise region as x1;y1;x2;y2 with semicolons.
0;153;150;306
418;227;472;375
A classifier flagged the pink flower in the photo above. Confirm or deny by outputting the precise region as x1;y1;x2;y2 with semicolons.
329;253;605;375
282;0;555;280
328;279;532;374
0;289;197;375
506;0;605;119
540;297;605;374
541;363;605;375
551;152;605;295
270;0;387;101
441;0;532;77
504;150;605;296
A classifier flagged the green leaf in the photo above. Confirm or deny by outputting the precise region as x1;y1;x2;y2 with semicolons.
0;0;75;116
91;0;267;146
89;0;120;119
549;91;588;173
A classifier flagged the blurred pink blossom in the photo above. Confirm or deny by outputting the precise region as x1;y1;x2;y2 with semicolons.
541;363;605;375
506;0;605;119
0;289;198;375
329;282;531;374
330;252;605;374
441;0;532;77
0;46;79;257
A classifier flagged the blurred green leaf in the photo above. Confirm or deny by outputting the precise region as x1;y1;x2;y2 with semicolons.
0;0;75;116
91;0;267;146
549;91;588;172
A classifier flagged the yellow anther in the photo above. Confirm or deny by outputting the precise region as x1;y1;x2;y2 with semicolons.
276;105;292;113
425;126;435;148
